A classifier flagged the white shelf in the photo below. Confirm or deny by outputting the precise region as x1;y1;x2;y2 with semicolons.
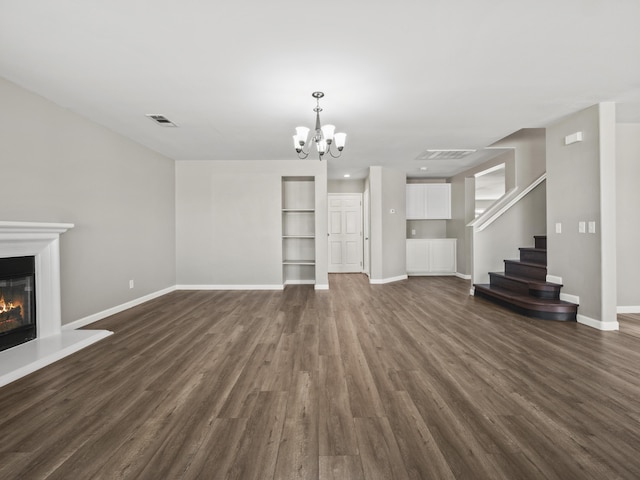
282;209;315;213
283;259;316;265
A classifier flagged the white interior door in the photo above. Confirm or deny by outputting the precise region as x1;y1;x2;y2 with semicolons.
328;194;363;273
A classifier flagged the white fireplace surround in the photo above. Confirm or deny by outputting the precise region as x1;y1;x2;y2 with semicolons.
0;221;112;387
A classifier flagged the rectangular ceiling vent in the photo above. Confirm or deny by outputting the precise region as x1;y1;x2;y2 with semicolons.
416;149;476;160
145;114;178;127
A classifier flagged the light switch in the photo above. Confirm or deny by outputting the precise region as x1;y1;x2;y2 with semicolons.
578;221;586;233
555;222;562;234
411;229;416;236
588;221;596;233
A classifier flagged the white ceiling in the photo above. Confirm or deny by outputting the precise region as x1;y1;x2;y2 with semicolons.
2;1;640;180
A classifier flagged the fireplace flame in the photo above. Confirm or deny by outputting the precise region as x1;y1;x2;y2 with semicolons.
1;293;23;314
0;292;25;334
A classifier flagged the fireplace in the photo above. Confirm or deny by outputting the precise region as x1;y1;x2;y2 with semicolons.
0;256;36;352
0;221;113;388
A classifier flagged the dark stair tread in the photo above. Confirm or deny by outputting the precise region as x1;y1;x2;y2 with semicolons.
489;272;561;288
504;259;546;268
474;284;578;313
518;247;546;253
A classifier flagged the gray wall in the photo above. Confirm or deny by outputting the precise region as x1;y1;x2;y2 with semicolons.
448;150;515;276
328;179;365;193
369;166;406;281
468;131;546;284
176;160;328;288
546;103;617;326
489;128;545;189
406;220;447;239
616;124;640;308
473;182;546;284
0;77;176;324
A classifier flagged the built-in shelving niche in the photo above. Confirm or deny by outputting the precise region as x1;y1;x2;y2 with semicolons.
282;176;315;285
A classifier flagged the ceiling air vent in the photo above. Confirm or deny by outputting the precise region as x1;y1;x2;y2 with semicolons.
415;149;476;160
145;114;178;127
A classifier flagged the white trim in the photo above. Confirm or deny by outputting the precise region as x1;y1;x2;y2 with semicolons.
314;284;329;290
559;293;580;305
407;272;457;276
470;287;475;295
577;314;619;331
546;275;563;285
0;220;74;234
62;286;176;331
617;306;640;314
0;329;113;388
369;274;408;284
474;163;505;177
284;279;315;285
468;173;546;232
456;272;472;280
176;284;284;291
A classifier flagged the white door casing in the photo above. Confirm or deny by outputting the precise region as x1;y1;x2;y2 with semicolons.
363;187;370;276
328;194;363;273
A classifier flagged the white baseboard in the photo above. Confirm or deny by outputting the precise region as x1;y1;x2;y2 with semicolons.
314;284;329;290
456;272;472;280
577;314;619;331
407;272;457;277
177;284;284;291
369;275;408;285
617;306;640;314
62;286;176;330
283;279;315;286
546;275;563;285
560;293;580;305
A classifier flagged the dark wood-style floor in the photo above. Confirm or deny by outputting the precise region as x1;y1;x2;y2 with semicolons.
1;275;639;479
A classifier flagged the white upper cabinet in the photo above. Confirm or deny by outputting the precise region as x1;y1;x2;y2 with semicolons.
406;184;426;219
406;183;451;219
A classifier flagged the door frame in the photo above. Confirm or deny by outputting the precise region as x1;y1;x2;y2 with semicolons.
363;187;370;276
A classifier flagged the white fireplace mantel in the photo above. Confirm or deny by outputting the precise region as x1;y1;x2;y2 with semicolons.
0;221;112;388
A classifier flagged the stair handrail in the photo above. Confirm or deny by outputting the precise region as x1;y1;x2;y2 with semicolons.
467;173;546;232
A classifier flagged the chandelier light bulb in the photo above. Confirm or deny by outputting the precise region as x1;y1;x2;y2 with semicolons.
295;126;310;146
317;139;327;155
293;135;302;152
321;124;335;143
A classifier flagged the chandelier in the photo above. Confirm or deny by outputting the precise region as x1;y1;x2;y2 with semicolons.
293;91;346;160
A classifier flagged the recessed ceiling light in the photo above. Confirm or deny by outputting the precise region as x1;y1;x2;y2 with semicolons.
419;167;428;171
343;174;351;178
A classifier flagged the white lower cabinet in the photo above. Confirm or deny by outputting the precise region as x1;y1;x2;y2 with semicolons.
406;239;457;275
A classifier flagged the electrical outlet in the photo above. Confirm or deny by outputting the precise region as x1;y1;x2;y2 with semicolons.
555;222;562;234
578;221;586;233
129;279;134;289
588;221;596;233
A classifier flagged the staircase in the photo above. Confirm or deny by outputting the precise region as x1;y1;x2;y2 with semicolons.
473;236;578;321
